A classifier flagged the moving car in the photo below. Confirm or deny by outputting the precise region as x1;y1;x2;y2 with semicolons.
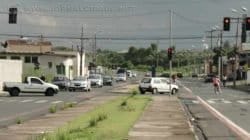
69;76;91;91
139;77;179;95
204;74;215;83
89;74;103;87
52;75;70;90
103;76;113;86
3;76;59;96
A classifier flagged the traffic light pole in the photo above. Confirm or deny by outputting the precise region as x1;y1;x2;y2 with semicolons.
169;10;173;96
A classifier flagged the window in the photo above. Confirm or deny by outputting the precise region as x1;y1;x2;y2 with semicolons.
11;56;20;60
24;56;31;63
31;78;43;84
32;56;38;63
48;62;53;68
0;56;6;59
56;64;65;75
154;79;161;84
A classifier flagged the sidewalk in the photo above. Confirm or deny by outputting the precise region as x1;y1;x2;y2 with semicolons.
128;96;196;140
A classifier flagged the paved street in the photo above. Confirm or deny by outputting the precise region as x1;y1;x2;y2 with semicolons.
0;81;128;128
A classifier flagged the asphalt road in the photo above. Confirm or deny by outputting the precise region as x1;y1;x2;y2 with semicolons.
0;80;130;128
180;77;250;139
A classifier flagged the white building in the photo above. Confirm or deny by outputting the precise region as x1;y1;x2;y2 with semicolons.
0;39;87;81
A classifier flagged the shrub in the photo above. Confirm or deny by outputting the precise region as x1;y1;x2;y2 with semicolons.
16;117;22;124
97;113;108;121
89;117;97;127
49;105;57;113
120;101;127;107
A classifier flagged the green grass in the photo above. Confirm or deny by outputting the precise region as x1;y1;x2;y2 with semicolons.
35;96;151;140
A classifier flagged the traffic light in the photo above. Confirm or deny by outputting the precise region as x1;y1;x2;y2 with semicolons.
223;17;230;31
246;17;250;31
167;47;173;60
9;7;17;24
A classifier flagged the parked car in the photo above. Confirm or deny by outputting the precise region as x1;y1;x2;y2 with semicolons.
192;73;198;78
204;74;215;83
3;76;59;96
88;74;103;87
132;72;137;77
103;76;113;86
52;75;70;90
115;73;127;82
69;76;91;91
139;77;179;95
127;70;132;78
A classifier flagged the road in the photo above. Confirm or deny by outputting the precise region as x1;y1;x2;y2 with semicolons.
0;81;129;128
180;77;250;139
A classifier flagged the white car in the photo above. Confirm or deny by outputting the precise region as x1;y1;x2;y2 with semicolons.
115;73;127;82
139;77;179;95
3;77;59;96
69;76;91;91
88;74;103;87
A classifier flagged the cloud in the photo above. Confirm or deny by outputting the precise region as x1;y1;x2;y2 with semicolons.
23;14;57;27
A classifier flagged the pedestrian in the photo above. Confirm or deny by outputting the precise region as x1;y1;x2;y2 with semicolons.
222;74;227;87
40;74;46;81
212;75;222;95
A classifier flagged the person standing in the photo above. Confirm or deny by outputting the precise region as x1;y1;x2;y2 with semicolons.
222;74;227;87
212;75;222;95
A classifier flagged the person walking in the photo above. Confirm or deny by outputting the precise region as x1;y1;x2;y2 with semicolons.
212;75;222;95
222;74;227;87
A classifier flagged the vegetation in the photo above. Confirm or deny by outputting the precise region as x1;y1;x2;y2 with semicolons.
95;41;237;75
49;105;57;113
16;117;22;124
35;96;151;140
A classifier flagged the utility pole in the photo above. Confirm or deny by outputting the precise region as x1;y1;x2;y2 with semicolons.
169;10;173;96
80;26;84;76
93;34;97;74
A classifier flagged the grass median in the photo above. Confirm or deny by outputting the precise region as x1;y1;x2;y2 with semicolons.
35;95;151;140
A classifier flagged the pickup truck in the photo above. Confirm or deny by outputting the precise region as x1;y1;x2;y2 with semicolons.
3;77;59;96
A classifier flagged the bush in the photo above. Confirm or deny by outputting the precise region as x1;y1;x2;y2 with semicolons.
49;105;57;113
16;117;22;124
97;113;108;121
89;117;97;127
120;101;127;107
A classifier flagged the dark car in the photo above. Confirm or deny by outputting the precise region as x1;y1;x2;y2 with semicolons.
204;74;215;83
52;75;70;90
192;73;198;78
177;73;183;78
160;73;170;78
103;76;113;86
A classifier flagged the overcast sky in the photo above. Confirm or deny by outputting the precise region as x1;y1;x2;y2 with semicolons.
0;0;250;51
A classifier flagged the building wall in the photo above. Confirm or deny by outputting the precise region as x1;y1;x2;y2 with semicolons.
0;60;22;91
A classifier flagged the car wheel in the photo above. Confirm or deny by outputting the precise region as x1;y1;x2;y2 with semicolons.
152;88;158;94
10;88;20;96
139;88;145;94
171;88;177;95
45;88;55;96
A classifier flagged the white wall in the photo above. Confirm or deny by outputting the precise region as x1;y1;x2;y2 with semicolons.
0;60;22;91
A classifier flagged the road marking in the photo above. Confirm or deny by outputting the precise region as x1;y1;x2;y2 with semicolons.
237;100;248;105
35;100;48;104
192;100;200;104
51;101;63;104
7;100;17;103
207;100;216;104
222;100;232;104
21;99;34;103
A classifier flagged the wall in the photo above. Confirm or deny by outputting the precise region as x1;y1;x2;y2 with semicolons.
0;60;22;91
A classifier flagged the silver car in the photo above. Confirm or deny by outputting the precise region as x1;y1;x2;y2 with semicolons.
69;76;91;92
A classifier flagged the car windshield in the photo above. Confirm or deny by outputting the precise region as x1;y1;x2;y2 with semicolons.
89;75;101;79
73;77;86;81
53;76;66;81
141;78;151;83
103;76;111;80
